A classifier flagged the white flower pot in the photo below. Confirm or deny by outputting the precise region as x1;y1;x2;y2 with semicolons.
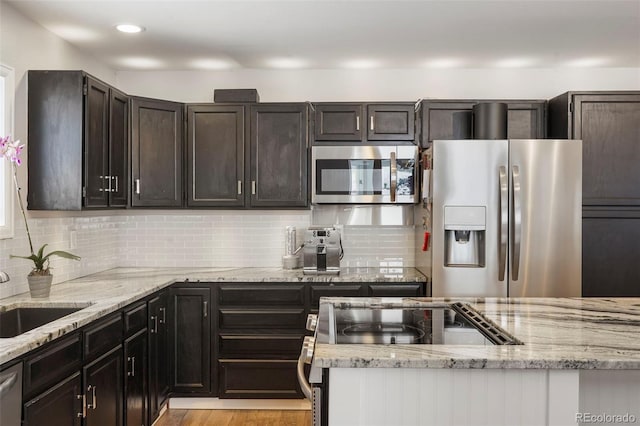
27;274;53;298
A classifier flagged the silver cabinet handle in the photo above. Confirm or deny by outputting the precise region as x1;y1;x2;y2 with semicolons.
203;301;208;318
370;115;374;131
512;165;522;281
356;116;360;131
87;385;97;410
131;357;135;377
112;176;119;193
237;180;242;195
498;166;508;282
127;357;132;376
159;307;166;324
251;181;256;195
390;151;397;203
77;394;86;418
153;315;158;333
135;179;140;194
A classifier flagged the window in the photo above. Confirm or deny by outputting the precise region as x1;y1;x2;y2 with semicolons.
0;64;15;239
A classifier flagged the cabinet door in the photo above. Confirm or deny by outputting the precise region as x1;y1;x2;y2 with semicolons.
420;100;546;148
148;292;169;421
314;104;363;141
131;97;184;207
23;372;83;426
109;88;129;207
249;104;308;207
124;330;147;426
170;287;211;394
187;105;245;207
573;94;640;206
583;211;640;296
84;77;110;207
83;346;123;426
367;104;415;141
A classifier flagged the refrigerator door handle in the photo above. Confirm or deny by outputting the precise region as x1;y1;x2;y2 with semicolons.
498;166;508;281
390;151;397;202
512;165;522;281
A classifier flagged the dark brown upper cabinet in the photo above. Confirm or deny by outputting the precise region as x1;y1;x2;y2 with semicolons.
367;104;415;141
186;103;308;208
313;102;416;144
314;103;363;141
548;91;640;207
250;104;308;207
131;97;184;208
187;105;245;207
27;71;129;210
419;99;546;148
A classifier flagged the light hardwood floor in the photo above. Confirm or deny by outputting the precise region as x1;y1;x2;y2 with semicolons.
154;409;312;426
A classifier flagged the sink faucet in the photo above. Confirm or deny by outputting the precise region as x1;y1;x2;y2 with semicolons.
0;271;10;283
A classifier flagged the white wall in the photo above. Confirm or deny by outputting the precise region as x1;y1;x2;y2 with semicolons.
116;67;640;103
0;3;119;297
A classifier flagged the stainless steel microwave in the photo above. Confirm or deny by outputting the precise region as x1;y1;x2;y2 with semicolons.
311;145;419;204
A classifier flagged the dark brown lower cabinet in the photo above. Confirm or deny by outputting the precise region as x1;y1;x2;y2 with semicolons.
23;372;83;426
369;283;425;297
583;211;640;296
124;329;147;426
83;345;123;426
149;291;169;422
218;360;301;399
170;287;211;394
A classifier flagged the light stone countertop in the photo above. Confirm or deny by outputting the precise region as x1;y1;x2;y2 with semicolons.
312;297;640;370
0;266;426;365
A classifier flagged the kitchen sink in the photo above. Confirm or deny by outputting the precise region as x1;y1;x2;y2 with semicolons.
0;307;84;338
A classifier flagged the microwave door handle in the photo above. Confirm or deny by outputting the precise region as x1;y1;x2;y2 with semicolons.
390;151;397;202
498;166;508;281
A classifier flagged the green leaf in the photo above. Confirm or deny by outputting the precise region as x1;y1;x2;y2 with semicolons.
9;254;39;262
41;250;81;262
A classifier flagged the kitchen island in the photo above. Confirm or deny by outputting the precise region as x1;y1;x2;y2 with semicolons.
312;297;640;426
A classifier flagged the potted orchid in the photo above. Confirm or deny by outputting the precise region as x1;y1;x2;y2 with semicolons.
1;135;80;297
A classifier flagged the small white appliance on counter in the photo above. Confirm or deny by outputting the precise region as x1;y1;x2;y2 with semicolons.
302;227;343;275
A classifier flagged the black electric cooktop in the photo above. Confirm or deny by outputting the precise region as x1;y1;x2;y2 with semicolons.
319;302;521;346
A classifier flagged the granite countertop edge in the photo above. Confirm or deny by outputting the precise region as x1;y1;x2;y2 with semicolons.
0;266;427;365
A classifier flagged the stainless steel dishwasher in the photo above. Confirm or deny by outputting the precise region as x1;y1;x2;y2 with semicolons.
0;362;22;426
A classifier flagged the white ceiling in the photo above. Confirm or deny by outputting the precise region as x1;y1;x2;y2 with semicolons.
7;0;640;71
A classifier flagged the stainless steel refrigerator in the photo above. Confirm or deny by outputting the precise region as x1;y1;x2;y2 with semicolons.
431;139;582;297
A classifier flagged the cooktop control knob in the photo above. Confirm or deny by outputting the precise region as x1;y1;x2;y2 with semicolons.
306;314;318;332
302;336;315;364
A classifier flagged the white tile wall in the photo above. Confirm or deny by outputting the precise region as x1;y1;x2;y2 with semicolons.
0;216;119;299
0;210;416;298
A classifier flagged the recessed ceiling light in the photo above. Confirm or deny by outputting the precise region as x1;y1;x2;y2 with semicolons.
565;57;609;67
342;59;380;69
119;57;163;69
495;57;536;68
190;59;237;70
265;58;308;69
115;24;145;34
424;58;464;68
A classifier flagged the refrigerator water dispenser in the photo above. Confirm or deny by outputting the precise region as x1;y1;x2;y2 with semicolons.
444;206;486;267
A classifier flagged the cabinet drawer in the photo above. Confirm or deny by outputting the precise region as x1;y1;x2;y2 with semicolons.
369;283;425;297
218;334;303;357
218;284;305;306
23;332;82;398
83;313;123;360
218;359;301;399
124;302;147;336
219;309;306;329
310;284;364;308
